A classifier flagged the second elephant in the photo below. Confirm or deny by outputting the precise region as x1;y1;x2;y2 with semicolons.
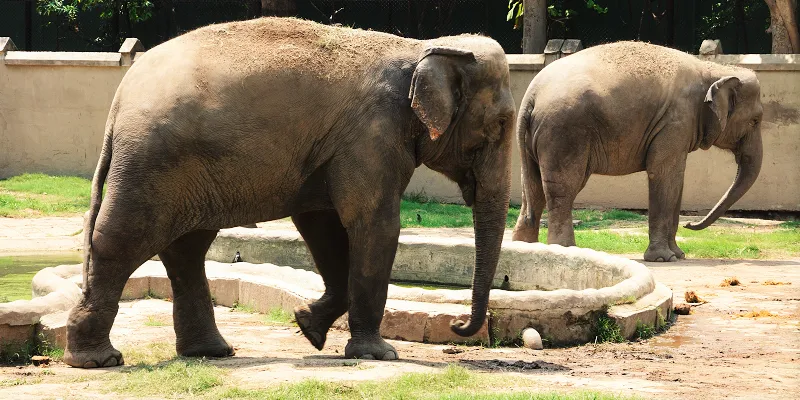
512;41;763;262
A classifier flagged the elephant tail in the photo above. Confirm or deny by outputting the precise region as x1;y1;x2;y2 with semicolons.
82;128;113;293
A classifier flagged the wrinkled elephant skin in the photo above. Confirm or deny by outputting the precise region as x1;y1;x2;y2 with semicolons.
64;18;515;368
512;41;763;262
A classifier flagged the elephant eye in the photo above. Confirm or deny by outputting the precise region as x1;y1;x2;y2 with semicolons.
750;118;760;127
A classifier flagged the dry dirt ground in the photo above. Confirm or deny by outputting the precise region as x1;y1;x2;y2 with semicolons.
0;218;798;399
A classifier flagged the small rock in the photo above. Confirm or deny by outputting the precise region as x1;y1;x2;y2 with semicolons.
684;291;705;304
31;356;51;366
442;347;464;354
522;328;543;350
674;304;692;315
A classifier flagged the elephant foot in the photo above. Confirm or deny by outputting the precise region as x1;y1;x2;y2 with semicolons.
294;305;334;351
345;335;398;360
63;343;124;368
177;332;235;358
511;226;539;243
669;244;686;260
644;245;679;262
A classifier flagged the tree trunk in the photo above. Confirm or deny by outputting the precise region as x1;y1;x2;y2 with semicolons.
261;0;296;17
765;0;799;53
522;0;547;53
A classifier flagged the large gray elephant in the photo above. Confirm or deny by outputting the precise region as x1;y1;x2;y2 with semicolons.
64;17;515;368
512;41;762;262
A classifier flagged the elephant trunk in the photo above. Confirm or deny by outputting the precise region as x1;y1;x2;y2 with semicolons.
685;132;762;230
451;149;511;337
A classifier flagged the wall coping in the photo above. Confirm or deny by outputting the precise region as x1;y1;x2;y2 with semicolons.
4;51;123;67
507;53;800;72
0;37;145;67
2;36;799;71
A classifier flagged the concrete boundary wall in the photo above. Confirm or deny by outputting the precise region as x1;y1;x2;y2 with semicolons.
0;37;797;210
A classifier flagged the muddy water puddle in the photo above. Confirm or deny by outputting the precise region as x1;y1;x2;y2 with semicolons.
0;252;82;302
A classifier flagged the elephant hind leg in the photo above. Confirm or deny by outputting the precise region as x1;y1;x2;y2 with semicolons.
540;156;591;247
291;209;350;351
64;220;165;368
158;229;234;358
513;154;545;243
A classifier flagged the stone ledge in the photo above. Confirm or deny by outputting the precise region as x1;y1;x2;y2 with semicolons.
4;51;122;67
506;54;545;71
698;54;800;71
608;282;674;339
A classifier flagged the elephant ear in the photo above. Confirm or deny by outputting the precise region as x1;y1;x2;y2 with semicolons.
705;76;742;133
409;47;476;141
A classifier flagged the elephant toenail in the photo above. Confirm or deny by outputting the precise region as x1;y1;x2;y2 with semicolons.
382;351;398;360
83;361;98;368
102;356;118;367
360;354;375;360
669;255;677;262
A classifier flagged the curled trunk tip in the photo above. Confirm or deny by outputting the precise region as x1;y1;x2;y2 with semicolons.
450;316;483;337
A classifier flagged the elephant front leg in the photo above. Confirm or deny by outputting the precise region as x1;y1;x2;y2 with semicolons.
645;154;687;262
341;204;401;361
292;210;350;351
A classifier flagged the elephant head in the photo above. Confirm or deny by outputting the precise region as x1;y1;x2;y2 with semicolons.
409;39;515;336
686;71;763;230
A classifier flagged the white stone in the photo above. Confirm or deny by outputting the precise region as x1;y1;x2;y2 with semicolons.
522;328;543;350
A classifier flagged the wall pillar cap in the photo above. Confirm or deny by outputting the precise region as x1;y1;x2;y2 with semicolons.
119;38;145;66
0;37;17;56
699;39;723;56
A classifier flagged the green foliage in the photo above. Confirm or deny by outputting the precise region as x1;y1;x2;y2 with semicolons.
231;301;258;314
634;321;655;340
507;0;525;30
264;307;295;326
779;220;800;229
611;295;637;306
595;314;624;343
0;332;64;366
36;0;154;48
699;1;768;44
507;0;608;30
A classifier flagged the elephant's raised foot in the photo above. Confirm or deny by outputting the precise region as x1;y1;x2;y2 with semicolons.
345;336;398;360
644;245;679;262
63;344;124;368
295;305;328;351
177;334;235;358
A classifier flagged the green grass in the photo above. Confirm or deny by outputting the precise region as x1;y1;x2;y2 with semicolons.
110;359;223;397
392;281;469;291
109;343;224;397
0;173;91;217
0;174;795;260
595;314;625;344
231;302;296;326
263;307;295;325
634;321;656;340
144;316;169;327
207;365;640;400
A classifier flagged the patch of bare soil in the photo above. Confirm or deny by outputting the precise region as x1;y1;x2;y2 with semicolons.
1;259;798;399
